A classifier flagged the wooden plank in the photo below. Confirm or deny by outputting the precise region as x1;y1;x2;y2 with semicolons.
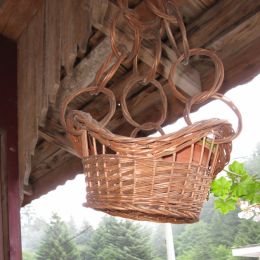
202;12;260;93
39;129;78;158
186;0;260;48
44;0;61;106
18;5;45;185
179;0;216;21
92;1;201;96
0;0;43;40
60;0;93;74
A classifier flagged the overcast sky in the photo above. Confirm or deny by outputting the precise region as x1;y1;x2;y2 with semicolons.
24;74;260;228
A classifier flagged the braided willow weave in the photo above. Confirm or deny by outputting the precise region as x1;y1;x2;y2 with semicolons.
60;0;242;223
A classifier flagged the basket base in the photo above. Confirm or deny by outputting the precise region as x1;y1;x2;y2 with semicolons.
83;203;199;224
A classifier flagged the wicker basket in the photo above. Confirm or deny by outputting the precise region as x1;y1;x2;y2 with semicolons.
66;110;233;223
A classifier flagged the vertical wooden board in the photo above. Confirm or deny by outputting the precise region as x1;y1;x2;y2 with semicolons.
75;0;92;55
29;5;45;127
18;28;32;187
61;0;78;74
91;0;108;26
0;36;22;259
44;0;61;105
17;5;45;185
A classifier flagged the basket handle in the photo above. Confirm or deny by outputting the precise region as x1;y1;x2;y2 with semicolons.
60;86;116;135
183;93;242;143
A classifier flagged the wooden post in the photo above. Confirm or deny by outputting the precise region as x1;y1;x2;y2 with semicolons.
0;36;22;260
165;223;176;260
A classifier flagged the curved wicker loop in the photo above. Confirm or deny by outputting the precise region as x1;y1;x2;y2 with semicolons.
60;86;116;135
168;48;224;104
132;30;162;84
163;19;179;56
183;93;243;143
110;7;141;64
163;0;190;64
123;9;162;38
95;52;127;90
144;0;177;24
121;75;168;131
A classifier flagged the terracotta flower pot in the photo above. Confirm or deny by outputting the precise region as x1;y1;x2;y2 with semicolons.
163;143;210;167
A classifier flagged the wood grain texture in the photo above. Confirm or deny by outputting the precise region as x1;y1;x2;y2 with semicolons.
18;0;94;189
186;0;260;48
18;8;43;183
0;0;43;40
44;0;62;105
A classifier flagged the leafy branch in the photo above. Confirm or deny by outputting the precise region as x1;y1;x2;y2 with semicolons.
210;161;260;218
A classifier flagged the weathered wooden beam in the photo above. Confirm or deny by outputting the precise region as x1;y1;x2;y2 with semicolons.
186;0;260;49
0;0;43;40
39;129;78;158
202;11;260;92
91;1;201;96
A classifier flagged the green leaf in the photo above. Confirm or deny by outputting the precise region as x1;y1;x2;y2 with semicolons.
228;161;248;181
228;161;247;176
214;198;237;214
211;177;232;198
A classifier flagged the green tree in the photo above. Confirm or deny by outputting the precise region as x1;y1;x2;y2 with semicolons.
21;206;48;252
22;251;36;260
82;216;154;260
75;220;94;259
36;213;79;260
234;219;260;247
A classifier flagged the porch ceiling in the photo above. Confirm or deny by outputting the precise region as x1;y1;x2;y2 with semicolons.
1;0;258;204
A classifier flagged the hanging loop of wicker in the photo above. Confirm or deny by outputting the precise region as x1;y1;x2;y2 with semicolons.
60;0;242;224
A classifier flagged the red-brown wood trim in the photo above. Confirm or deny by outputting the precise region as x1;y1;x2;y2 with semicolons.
0;131;8;260
0;35;22;260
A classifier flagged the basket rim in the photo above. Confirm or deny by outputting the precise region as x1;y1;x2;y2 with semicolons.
68;110;232;144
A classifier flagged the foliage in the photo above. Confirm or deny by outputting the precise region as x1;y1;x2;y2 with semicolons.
21;206;48;253
22;251;35;260
36;213;79;260
211;161;260;215
174;197;260;260
81;216;154;260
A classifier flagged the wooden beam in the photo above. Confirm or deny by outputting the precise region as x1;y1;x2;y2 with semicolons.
0;0;43;40
186;0;260;48
201;8;260;92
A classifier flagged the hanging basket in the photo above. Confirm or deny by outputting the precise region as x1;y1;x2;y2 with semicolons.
62;96;239;223
60;1;242;224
